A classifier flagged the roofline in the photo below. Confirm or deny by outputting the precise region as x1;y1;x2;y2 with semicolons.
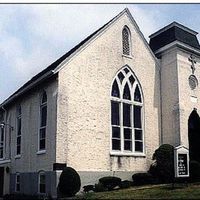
0;9;128;107
53;8;160;73
154;40;200;57
0;8;160;107
149;21;198;39
0;70;54;107
125;8;160;67
174;145;189;150
53;8;131;73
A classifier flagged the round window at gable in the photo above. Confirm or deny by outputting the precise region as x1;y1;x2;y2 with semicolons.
189;75;198;90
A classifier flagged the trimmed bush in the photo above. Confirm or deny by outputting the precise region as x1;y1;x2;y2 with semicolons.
99;176;121;191
132;173;154;186
189;160;200;182
83;185;94;193
58;167;81;197
94;183;107;192
149;144;174;183
120;180;132;189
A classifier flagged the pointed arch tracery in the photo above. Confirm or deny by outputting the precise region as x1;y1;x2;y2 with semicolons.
111;66;144;155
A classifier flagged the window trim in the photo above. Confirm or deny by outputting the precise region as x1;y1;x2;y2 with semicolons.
38;171;46;194
38;91;47;153
15;173;20;192
110;66;145;156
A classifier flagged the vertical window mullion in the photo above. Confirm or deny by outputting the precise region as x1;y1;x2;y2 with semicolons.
120;101;124;152
131;104;134;153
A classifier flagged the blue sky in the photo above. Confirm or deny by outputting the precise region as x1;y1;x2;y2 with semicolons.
1;4;200;103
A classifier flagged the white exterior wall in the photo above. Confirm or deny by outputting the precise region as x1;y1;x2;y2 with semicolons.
56;13;161;173
1;78;57;173
160;46;200;148
177;49;200;147
160;47;180;146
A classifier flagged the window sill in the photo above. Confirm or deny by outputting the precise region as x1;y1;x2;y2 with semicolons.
37;150;46;155
15;155;21;159
122;54;133;59
110;151;146;157
0;159;11;164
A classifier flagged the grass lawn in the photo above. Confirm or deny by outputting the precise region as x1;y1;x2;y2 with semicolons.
77;183;200;199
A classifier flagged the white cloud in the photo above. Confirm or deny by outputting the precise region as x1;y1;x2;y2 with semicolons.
0;4;161;103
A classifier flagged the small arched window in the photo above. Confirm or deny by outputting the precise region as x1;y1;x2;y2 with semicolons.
122;26;131;56
38;171;46;194
111;66;144;154
39;91;47;151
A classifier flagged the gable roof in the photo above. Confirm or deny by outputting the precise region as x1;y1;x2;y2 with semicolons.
0;8;158;108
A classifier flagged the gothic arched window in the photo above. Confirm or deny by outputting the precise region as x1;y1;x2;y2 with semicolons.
111;66;144;154
39;91;47;151
122;26;131;56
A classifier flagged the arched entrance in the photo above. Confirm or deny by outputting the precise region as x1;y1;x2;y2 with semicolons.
188;109;200;162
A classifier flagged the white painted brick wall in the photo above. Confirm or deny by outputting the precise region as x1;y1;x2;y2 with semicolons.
56;13;161;172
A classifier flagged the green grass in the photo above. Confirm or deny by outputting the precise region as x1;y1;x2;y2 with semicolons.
77;183;200;199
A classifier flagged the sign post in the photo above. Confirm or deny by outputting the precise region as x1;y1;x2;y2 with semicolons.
174;145;189;186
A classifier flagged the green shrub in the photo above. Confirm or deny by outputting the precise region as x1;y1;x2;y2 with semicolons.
83;185;94;193
132;173;154;186
58;167;81;197
189;160;200;182
149;144;174;183
94;183;107;192
99;176;121;191
120;180;132;189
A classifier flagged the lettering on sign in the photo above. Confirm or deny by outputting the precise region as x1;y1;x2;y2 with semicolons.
178;154;188;176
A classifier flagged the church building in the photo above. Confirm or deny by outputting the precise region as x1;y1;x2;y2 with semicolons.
0;8;200;198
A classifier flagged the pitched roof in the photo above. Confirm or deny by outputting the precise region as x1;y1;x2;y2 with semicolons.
1;8;158;108
1;9;128;107
149;21;200;52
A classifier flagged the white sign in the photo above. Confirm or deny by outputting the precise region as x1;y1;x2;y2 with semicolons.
174;145;189;178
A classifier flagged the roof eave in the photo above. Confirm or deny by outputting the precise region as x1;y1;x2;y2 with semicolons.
53;8;129;73
125;9;160;68
0;70;55;108
154;40;200;56
149;21;198;39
